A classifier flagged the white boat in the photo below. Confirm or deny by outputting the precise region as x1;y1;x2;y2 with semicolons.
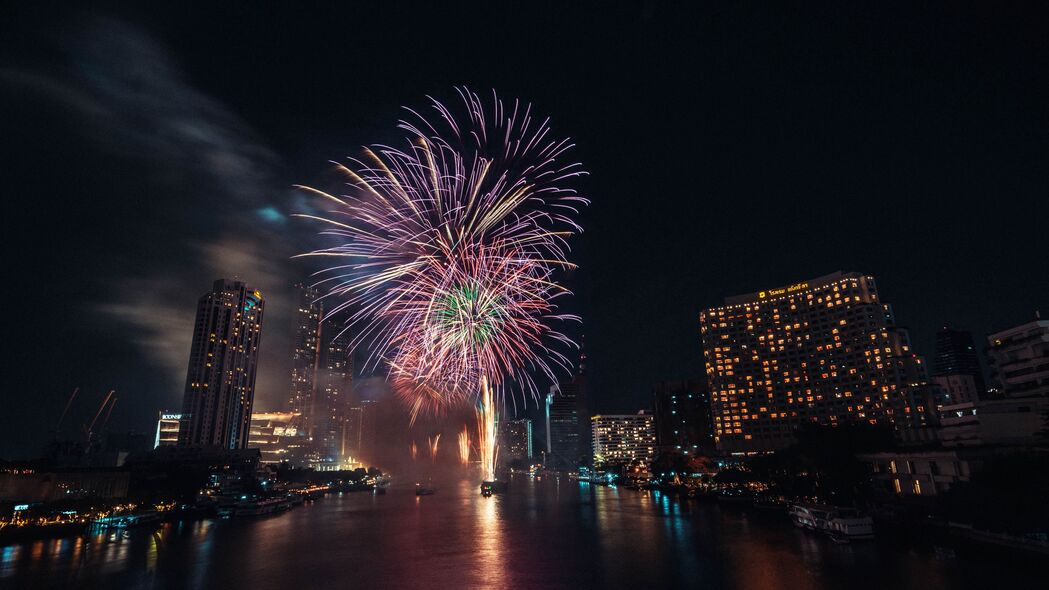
789;504;874;541
824;508;874;542
788;504;831;530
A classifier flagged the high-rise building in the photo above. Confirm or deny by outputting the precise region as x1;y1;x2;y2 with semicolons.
933;327;986;397
652;380;715;456
288;283;323;434
178;280;264;449
318;331;353;463
546;376;588;469
343;400;377;465
154;412;181;448
986;314;1049;399
500;419;533;466
699;272;934;454
591;412;657;468
545;345;589;469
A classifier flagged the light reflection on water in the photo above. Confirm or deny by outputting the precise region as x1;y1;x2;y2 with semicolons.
0;476;1040;590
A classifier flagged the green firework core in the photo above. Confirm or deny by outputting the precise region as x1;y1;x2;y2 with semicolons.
436;283;500;346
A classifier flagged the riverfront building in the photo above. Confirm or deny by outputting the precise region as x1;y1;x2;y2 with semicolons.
652;380;715;456
699;272;935;454
178;279;264;449
500;419;534;466
591;412;657;468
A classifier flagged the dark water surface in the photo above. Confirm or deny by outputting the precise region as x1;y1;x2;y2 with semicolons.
0;475;1041;589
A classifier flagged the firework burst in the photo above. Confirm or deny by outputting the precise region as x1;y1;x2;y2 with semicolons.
298;88;586;482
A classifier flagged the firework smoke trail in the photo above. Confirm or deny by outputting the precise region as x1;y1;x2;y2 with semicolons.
298;88;586;484
458;425;471;465
428;434;441;463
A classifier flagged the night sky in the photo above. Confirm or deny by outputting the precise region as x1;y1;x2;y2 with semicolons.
1;2;1046;458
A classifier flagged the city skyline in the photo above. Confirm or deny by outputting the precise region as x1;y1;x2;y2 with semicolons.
2;4;1047;460
0;5;1047;588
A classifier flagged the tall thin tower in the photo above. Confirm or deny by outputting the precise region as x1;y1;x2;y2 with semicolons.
178;279;265;449
320;330;353;463
289;283;323;436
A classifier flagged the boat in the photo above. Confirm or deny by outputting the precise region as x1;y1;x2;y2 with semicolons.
415;483;436;496
789;504;874;541
788;504;832;530
234;496;290;516
824;507;874;542
480;480;508;496
374;486;386;495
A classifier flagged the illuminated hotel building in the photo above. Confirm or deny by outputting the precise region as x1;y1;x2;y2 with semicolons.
700;272;933;454
591;412;657;468
178;279;265;449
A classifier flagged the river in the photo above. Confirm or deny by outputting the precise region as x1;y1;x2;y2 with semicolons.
0;474;1041;589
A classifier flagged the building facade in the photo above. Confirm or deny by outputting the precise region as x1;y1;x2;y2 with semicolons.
288;283;323;434
178;279;264;449
591;412;657;468
248;412;308;465
343;400;377;466
933;327;986;397
862;450;975;497
986;315;1049;399
652;380;715;456
700;272;934;454
546;375;589;469
154;412;182;448
314;331;353;464
500;419;533;466
932;373;981;405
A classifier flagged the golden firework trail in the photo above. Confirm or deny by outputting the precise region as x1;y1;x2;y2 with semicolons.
428;434;441;463
458;425;471;465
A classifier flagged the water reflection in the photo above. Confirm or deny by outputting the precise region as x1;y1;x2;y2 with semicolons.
0;478;1040;590
473;482;508;589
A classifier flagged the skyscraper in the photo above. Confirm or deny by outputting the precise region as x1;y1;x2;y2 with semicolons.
178;279;264;449
933;327;986;396
543;342;589;469
318;331;353;463
591;412;657;468
700;272;934;454
652;380;715;456
546;363;589;469
288;283;322;435
343;400;377;465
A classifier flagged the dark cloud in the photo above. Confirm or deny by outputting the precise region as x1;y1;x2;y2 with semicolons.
0;16;311;455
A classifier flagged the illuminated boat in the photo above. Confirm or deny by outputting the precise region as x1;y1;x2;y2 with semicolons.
480;480;508;496
415;483;436;496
